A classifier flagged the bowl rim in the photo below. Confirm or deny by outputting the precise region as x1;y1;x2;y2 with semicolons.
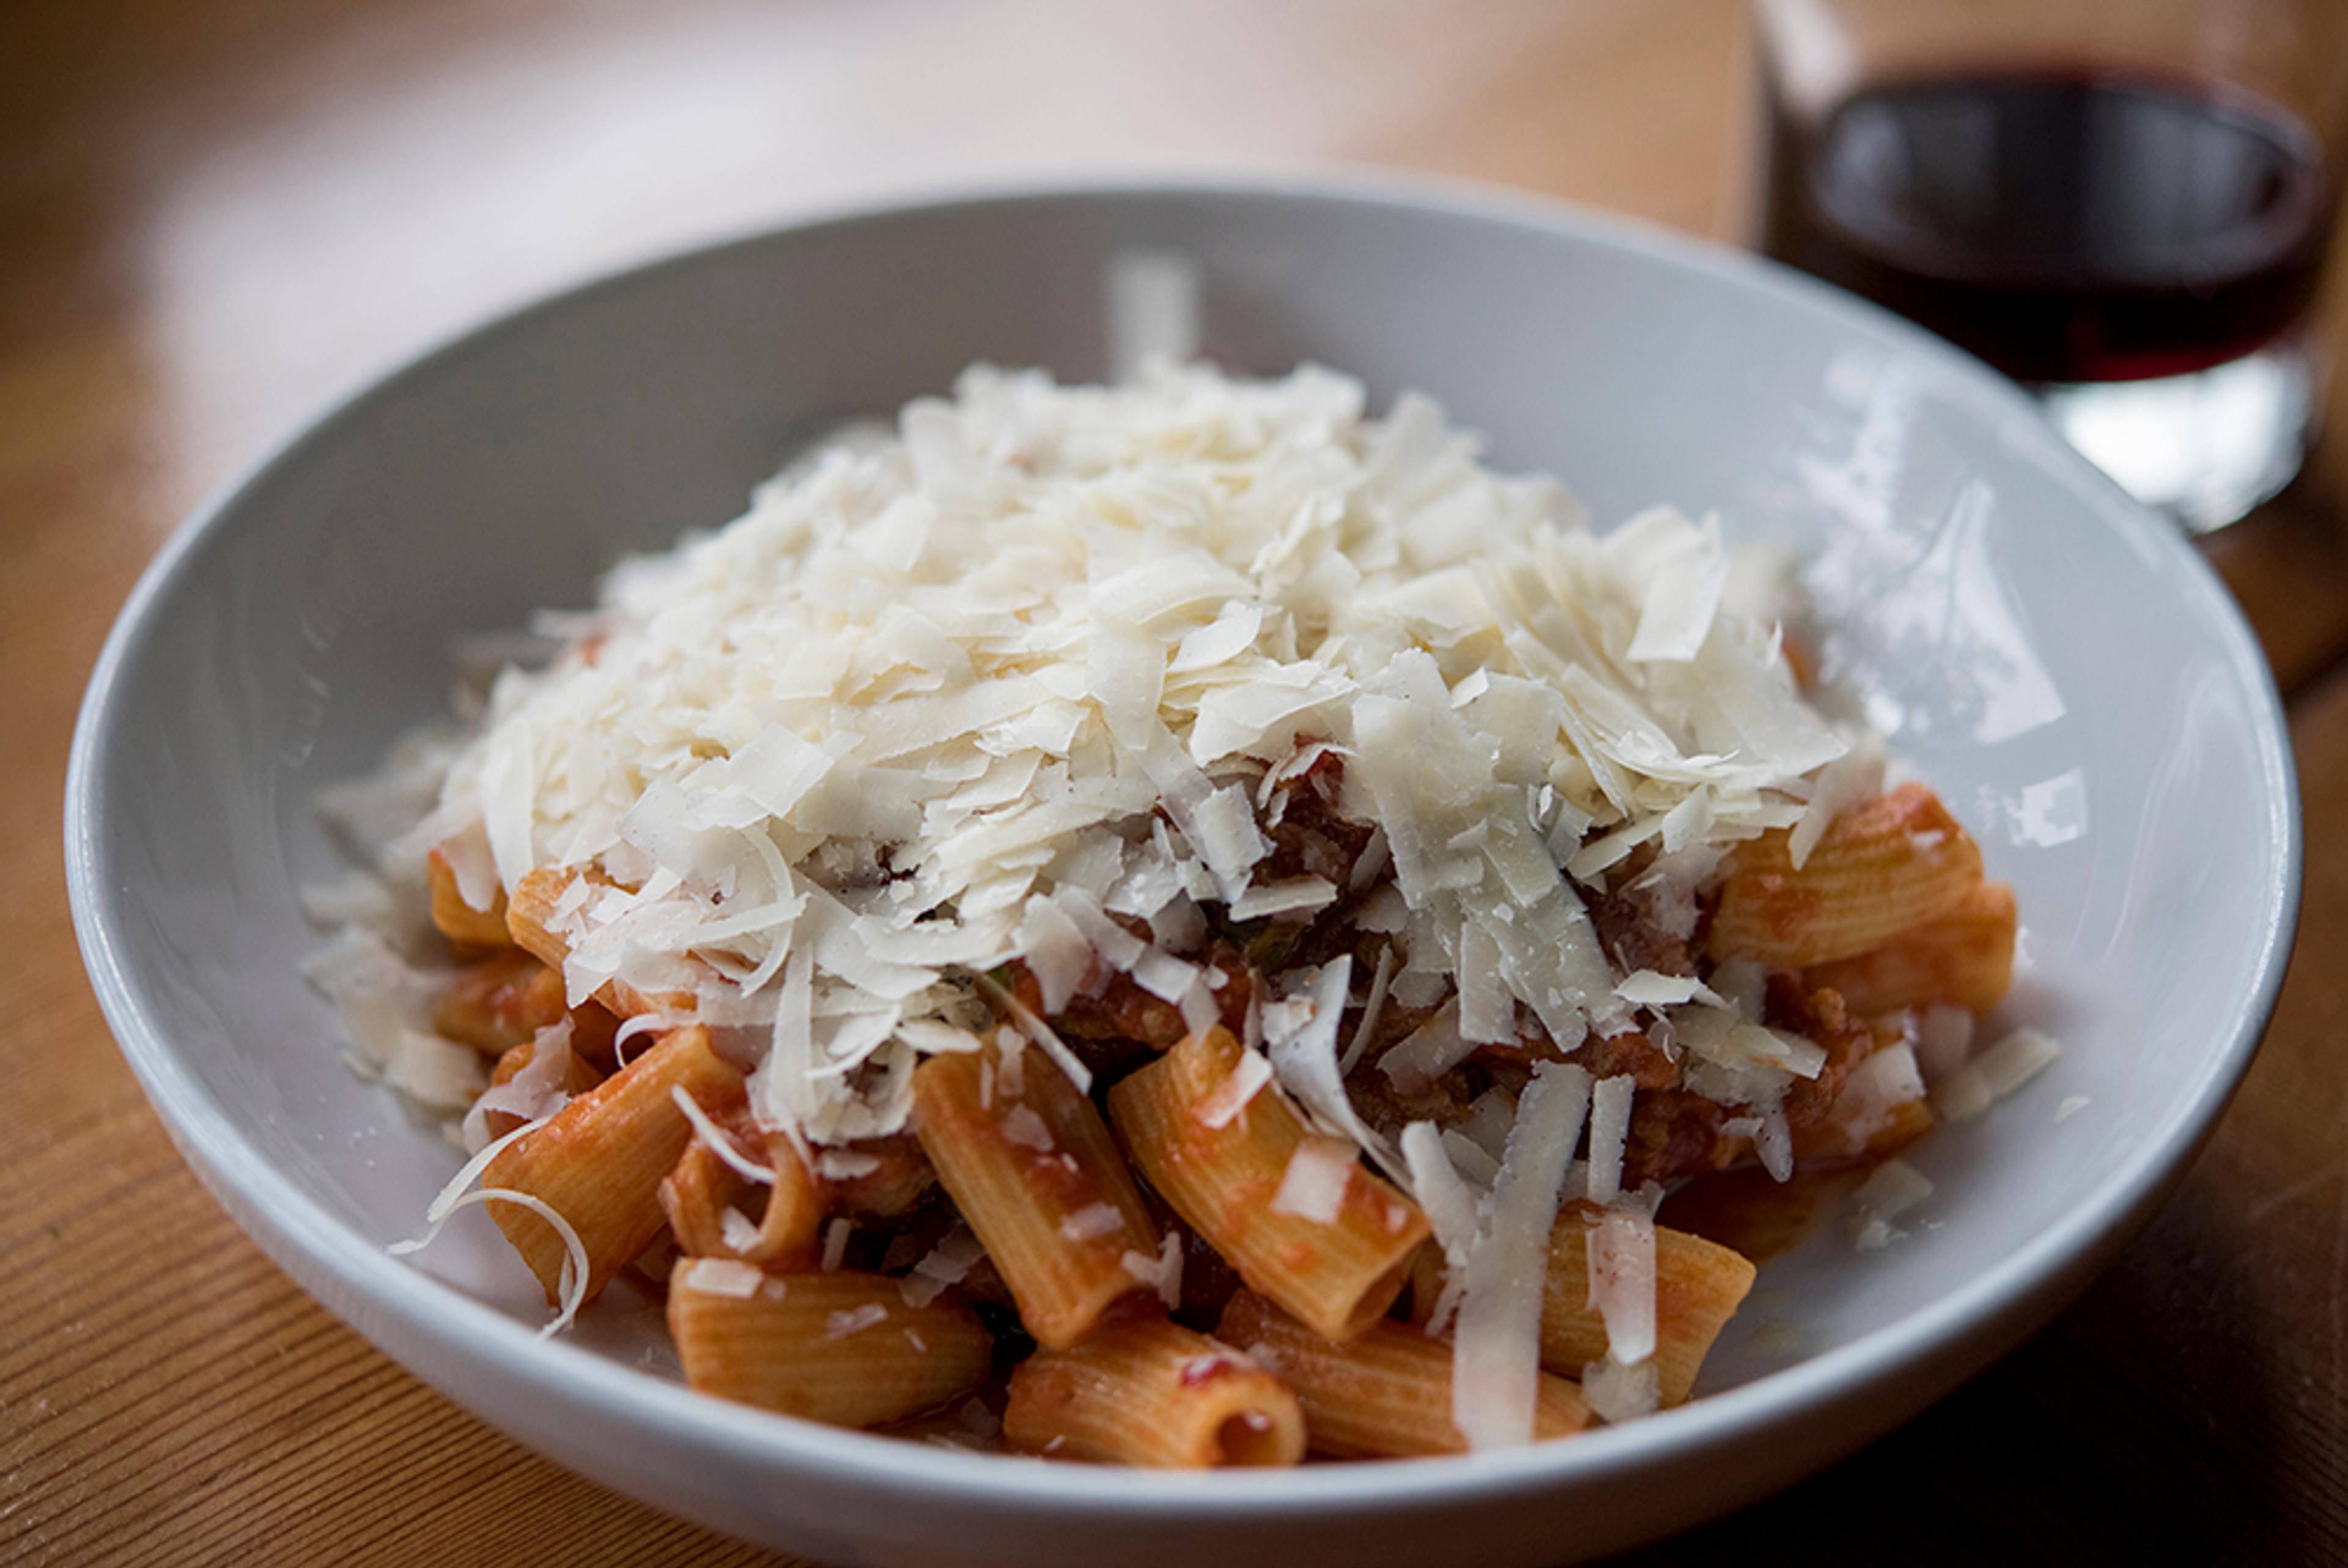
65;167;2302;1520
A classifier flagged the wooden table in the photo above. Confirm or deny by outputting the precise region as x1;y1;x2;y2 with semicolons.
7;1;2346;1562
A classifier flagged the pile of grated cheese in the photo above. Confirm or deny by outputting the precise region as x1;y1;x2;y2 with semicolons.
325;361;1871;1446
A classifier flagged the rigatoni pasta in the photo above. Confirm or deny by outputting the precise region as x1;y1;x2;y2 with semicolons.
1708;784;1987;967
1003;1315;1306;1467
914;1034;1161;1348
1109;1027;1430;1342
427;845;511;948
659;1126;827;1269
1806;880;2018;1016
1532;1206;1757;1408
483;1023;740;1303
1217;1291;1587;1458
314;364;2049;1466
668;1264;991;1427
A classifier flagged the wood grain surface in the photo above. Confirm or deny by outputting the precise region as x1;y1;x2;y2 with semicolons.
6;1;2346;1563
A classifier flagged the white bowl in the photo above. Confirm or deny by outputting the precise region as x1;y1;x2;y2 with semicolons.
66;175;2298;1566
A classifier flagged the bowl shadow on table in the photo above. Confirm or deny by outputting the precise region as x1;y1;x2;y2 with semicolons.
1610;1175;2309;1567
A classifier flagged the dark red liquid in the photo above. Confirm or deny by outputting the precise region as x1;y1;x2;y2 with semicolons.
1760;67;2334;383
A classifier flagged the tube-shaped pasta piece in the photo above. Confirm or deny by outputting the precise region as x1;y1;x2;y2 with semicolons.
504;866;580;971
436;952;561;1053
1805;880;2018;1015
1217;1290;1588;1458
484;1024;742;1303
659;1127;828;1268
503;865;698;1020
1535;1205;1755;1406
1708;784;1985;967
1107;1028;1430;1342
480;1034;608;1140
436;952;621;1068
427;845;511;947
1792;1037;1936;1166
668;1264;990;1427
914;1037;1158;1348
1003;1315;1306;1467
826;1133;937;1220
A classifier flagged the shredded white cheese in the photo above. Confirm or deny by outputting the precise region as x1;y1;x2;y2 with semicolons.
1268;1136;1357;1224
1451;1061;1592;1451
1195;1048;1274;1130
1582;1355;1661;1423
1058;1202;1128;1242
825;1303;890;1339
1849;1157;1935;1250
899;1228;988;1308
371;366;1848;1157
1121;1232;1183;1310
679;1257;766;1298
1932;1026;2062;1124
1584;1075;1636;1207
1585;1207;1658;1366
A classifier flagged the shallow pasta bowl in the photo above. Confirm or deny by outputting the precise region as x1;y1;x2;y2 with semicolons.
65;175;2298;1566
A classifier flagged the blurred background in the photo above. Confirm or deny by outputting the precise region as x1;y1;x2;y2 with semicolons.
8;3;2348;1565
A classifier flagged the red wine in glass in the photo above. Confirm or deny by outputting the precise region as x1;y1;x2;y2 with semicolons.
1759;65;2334;385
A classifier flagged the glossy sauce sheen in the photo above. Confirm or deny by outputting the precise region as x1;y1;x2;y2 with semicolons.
1760;67;2333;383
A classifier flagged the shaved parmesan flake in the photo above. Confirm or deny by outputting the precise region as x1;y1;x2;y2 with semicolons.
1400;1121;1480;1334
718;1206;763;1253
1121;1232;1183;1310
1439;1128;1503;1189
1060;1202;1128;1242
1178;978;1222;1040
1849;1158;1935;1250
1915;1003;1976;1083
1196;1048;1274;1130
1814;1042;1926;1158
1132;947;1200;1003
681;1258;767;1298
1016;896;1094;1013
1227;877;1338;920
1618;508;1727;663
1614;970;1719;1009
900;1228;988;1307
672;1087;775;1186
1452;1062;1591;1451
1379;999;1475;1093
389;1185;589;1338
1788;732;1885;869
420;1113;552;1228
1585;1076;1636;1207
460;1020;574;1152
1264;959;1396;1176
821;1216;853;1272
1269;1136;1357;1224
999;1105;1056;1151
1340;945;1397;1077
1169;603;1264;672
1752;1100;1795;1182
1933;1027;2062;1123
976;974;1093;1095
816;1149;883;1181
1586;1207;1658;1365
1186;784;1271;894
994;1033;1026;1100
826;1303;890;1339
1052;885;1146;969
1582;1355;1661;1423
